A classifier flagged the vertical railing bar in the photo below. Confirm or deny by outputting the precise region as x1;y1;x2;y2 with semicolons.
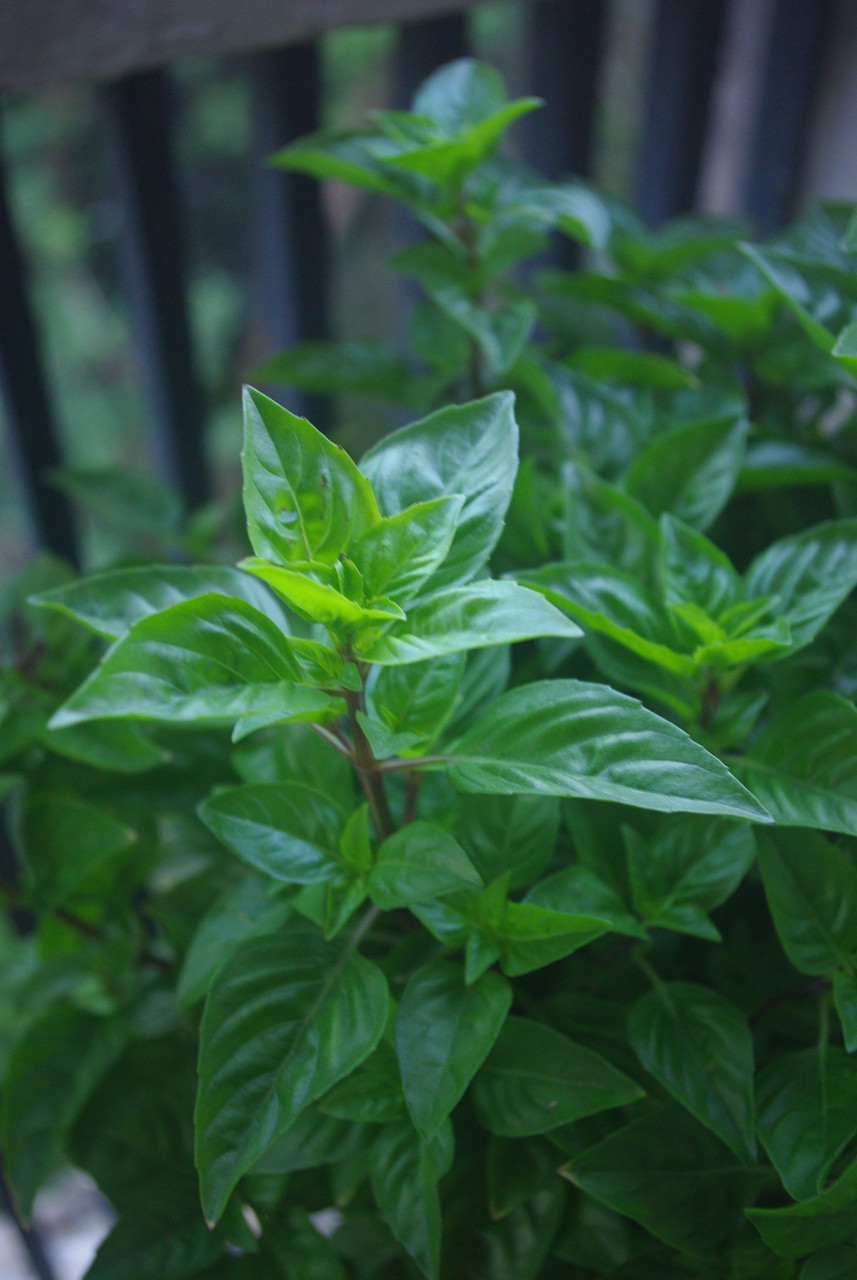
635;0;730;226
247;41;328;425
524;0;608;268
742;0;835;236
98;70;208;509
0;127;78;563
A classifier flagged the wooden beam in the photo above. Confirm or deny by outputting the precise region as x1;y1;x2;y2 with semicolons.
0;0;508;92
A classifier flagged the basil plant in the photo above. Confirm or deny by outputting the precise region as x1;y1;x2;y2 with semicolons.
2;54;857;1280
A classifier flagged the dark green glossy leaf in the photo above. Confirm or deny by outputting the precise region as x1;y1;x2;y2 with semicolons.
748;1155;857;1259
732;693;857;835
757;1048;857;1200
455;793;559;891
371;1120;454;1280
525;865;648;940
624;815;756;940
566;1104;761;1255
199;782;345;884
744;520;857;653
356;580;579;664
31;563;291;641
195;927;388;1222
369;821;482;909
51;596;336;729
18;790;137;908
757;829;857;975
2;1005;126;1217
833;972;857;1052
396;958;511;1138
624;412;748;531
471;1016;643;1136
446;679;770;820
628;982;756;1161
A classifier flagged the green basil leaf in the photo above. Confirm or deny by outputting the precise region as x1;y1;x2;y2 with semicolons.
566;1104;760;1255
242;386;379;566
396;958;511;1139
83;1174;226;1280
748;1155;857;1259
368;651;465;744
43;720;169;773
834;972;857;1053
51;596;336;728
369;821;482;909
471;1016;643;1136
350;496;463;604
757;1049;857;1200
356;580;579;664
18;791;137;909
445;679;770;820
624;815;756;940
522;561;695;677
624;412;748;531
744;520;857;653
455;793;559;891
371;1120;454;1280
31;563;291;641
239;558;403;631
177;875;293;1008
360;393;518;591
757;829;857;975
559;460;661;580
525;865;648;941
627;982;756;1161
496;900;610;976
195;927;388;1223
731;693;857;835
737;440;857;494
318;1040;406;1124
659;514;744;622
479;1183;565;1280
199;782;346;884
2;1005;126;1217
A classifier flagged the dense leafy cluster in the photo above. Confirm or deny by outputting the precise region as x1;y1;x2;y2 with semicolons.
3;58;857;1280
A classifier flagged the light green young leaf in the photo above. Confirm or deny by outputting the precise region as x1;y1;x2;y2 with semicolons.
360;393;518;591
496;901;611;976
50;596;337;728
239;558;403;631
369;822;482;909
356;580;579;665
732;693;857;835
445;679;770;820
757;829;857;975
2;1005;126;1217
757;1049;857;1200
195;928;388;1223
623;412;748;531
242;386;379;566
396;958;511;1139
30;563;292;641
198;782;346;884
744;520;857;653
350;496;463;604
471;1016;642;1136
371;1120;454;1280
627;982;756;1162
522;561;695;677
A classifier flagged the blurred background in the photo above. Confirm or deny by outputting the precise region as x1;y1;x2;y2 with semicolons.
1;0;857;1273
